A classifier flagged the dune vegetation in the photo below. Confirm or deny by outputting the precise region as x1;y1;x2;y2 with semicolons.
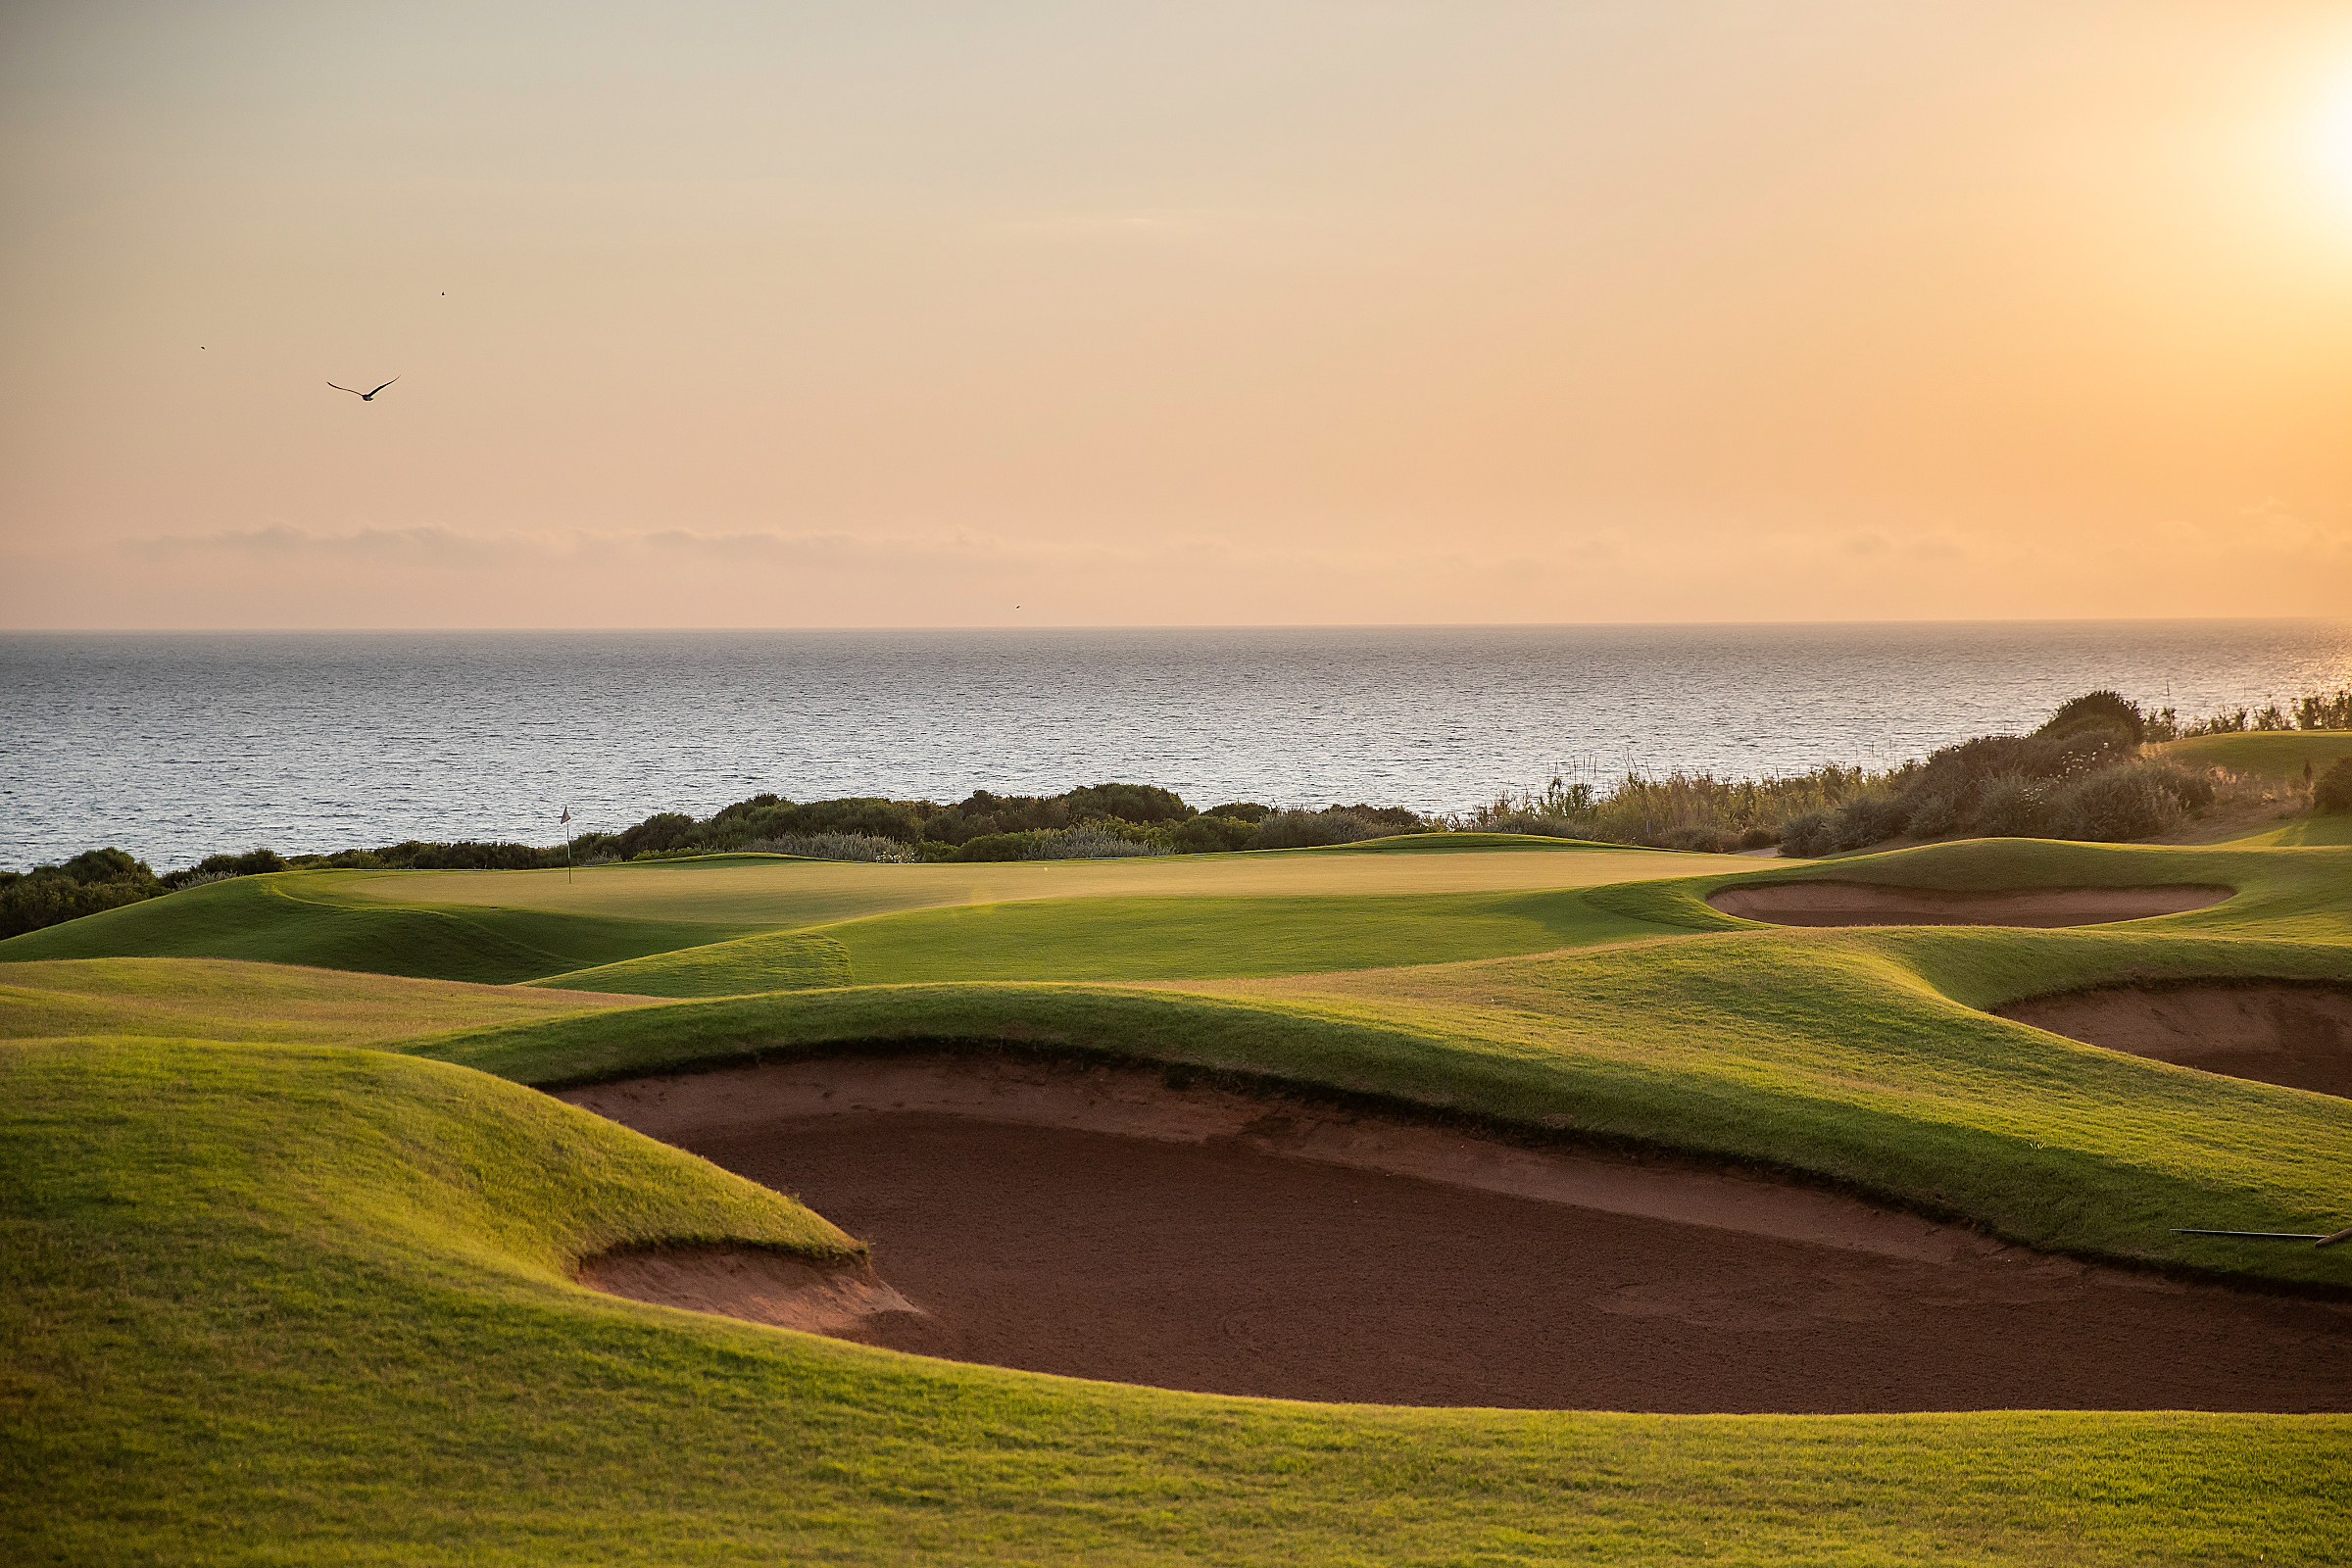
6;826;2349;1564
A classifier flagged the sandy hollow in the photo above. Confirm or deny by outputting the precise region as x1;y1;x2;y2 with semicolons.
2000;981;2352;1099
1707;881;2231;927
562;1053;2352;1413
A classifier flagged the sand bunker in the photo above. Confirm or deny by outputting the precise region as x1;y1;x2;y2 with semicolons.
578;1248;919;1334
1708;881;2230;928
564;1054;2352;1414
2001;982;2352;1099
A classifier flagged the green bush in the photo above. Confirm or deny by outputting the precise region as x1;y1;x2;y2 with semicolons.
1779;810;1837;858
1971;775;2048;838
1250;809;1393;849
2036;690;2144;746
2138;763;2217;811
1060;783;1195;824
1171;814;1258;853
1830;794;1910;851
615;812;699;858
0;847;162;938
2047;764;2180;842
952;832;1038;862
2315;758;2352;813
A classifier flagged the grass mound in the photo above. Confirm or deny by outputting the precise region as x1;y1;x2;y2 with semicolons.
8;826;2351;1562
2149;730;2352;781
0;873;743;984
6;1033;2344;1565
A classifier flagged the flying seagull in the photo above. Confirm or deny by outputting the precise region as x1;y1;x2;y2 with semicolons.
328;376;399;401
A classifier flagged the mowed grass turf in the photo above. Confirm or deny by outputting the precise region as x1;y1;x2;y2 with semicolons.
334;836;1725;925
6;832;2351;1562
2148;729;2352;780
530;888;1689;994
6;1034;2344;1566
0;956;657;1046
0;872;758;984
0;837;1728;988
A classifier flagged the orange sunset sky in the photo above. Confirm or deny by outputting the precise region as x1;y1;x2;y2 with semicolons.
4;1;2350;629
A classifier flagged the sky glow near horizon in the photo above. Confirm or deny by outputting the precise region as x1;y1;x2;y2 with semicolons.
2;1;2350;629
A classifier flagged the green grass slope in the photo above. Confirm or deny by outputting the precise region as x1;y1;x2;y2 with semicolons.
8;1033;2341;1566
529;928;856;997
0;956;654;1045
529;888;1690;995
1587;836;2352;944
332;840;1730;926
0;872;760;984
2149;729;2352;779
412;919;2352;1290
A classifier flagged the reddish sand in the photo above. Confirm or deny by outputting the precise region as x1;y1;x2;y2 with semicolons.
2001;982;2352;1099
1707;881;2230;927
564;1055;2352;1413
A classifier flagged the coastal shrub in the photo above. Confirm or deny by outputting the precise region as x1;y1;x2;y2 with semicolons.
161;848;287;889
369;840;564;871
1972;775;2049;837
2295;688;2352;731
2046;765;2180;842
1905;789;1964;839
952;832;1038;862
2037;690;2144;747
1021;826;1169;859
1250;809;1393;849
1171;814;1258;853
2315;759;2352;813
1202;802;1271;823
2139;763;2217;812
1779;811;1837;858
0;847;163;938
1830;794;1910;852
1737;825;1780;850
1060;783;1195;825
739;833;920;863
1485;811;1583;839
615;811;699;858
1659;824;1732;853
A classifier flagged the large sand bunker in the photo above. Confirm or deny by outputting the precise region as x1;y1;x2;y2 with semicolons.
564;1055;2351;1413
1708;881;2230;928
2001;982;2352;1099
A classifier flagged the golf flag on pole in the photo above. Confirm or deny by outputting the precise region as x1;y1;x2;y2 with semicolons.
561;807;574;881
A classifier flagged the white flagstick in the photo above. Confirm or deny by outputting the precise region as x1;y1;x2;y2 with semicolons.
561;806;574;883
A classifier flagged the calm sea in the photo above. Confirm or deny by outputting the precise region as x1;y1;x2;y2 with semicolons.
5;621;2349;871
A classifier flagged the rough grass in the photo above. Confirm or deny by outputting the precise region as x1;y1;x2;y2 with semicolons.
6;1035;2343;1567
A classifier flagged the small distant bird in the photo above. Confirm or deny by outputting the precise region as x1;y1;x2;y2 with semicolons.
328;376;399;401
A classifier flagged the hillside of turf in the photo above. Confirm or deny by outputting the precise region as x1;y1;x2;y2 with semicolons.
1581;836;2352;945
0;838;1729;987
9;830;2352;1561
0;956;655;1045
530;889;1689;994
0;872;756;984
2149;729;2352;780
8;1031;2343;1565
